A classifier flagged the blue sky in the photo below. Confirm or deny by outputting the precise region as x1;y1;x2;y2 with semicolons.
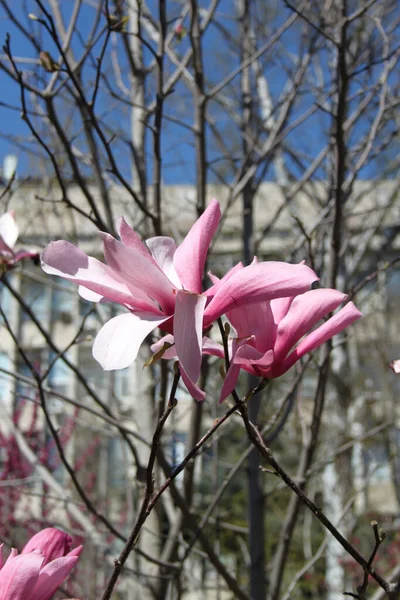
0;1;399;185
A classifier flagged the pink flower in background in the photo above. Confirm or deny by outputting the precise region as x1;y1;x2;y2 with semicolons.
41;199;319;400
204;286;362;402
21;528;82;564
0;211;38;265
0;527;82;600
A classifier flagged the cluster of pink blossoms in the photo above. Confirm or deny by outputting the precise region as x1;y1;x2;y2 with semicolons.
0;527;82;600
41;199;362;400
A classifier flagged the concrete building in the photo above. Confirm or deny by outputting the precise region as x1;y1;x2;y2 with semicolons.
0;178;399;598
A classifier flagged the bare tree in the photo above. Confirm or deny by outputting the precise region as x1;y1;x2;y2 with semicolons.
0;1;400;599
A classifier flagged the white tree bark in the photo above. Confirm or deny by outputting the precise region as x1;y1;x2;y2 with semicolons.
322;461;346;600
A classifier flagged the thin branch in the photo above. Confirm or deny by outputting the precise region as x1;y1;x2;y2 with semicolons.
100;368;180;600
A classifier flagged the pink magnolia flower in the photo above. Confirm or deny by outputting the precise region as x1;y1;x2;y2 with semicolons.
0;528;82;600
204;285;362;402
41;200;319;399
0;211;38;265
21;528;82;564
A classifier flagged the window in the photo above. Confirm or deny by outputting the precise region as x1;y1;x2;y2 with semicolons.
107;437;127;489
15;349;44;404
114;368;131;399
20;277;49;323
77;347;109;401
47;352;72;412
51;279;76;323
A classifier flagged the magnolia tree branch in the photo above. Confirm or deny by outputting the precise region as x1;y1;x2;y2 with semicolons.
175;369;305;574
282;469;382;600
238;402;395;596
100;369;180;600
151;0;166;233
156;447;251;600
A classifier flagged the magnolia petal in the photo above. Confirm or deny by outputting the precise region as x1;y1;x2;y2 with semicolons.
270;296;294;324
174;198;221;293
93;313;169;370
174;290;207;385
219;362;241;403
208;273;220;286
13;250;38;263
0;241;13;257
219;337;254;403
22;528;72;564
66;545;83;558
280;302;362;375
205;262;244;299
204;262;318;326
42;241;157;313
32;556;78;600
234;345;274;368
179;363;206;401
0;212;18;250
118;217;153;259
228;301;276;353
78;286;103;303
0;552;43;600
4;549;18;566
274;288;347;363
151;334;174;352
202;336;225;358
101;233;175;312
146;237;182;288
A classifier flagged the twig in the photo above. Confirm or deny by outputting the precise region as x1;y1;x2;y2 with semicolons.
100;368;180;600
344;521;387;598
239;402;391;595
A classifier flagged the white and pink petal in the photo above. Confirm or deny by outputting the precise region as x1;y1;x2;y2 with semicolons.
146;237;181;288
101;233;176;313
118;217;155;259
0;212;18;250
42;241;157;313
93;312;169;370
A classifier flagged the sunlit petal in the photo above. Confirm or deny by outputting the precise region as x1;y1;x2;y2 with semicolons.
93;312;169;370
146;237;181;288
174;199;221;293
0;212;18;250
102;233;175;312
